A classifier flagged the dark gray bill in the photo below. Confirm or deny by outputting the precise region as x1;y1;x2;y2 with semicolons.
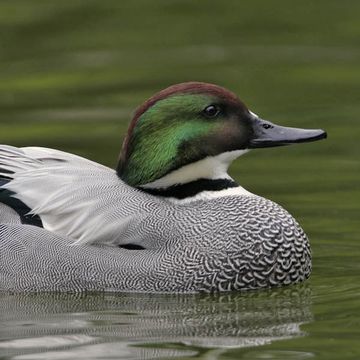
249;117;327;148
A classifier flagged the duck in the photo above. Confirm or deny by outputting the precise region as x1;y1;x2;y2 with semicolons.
0;82;326;293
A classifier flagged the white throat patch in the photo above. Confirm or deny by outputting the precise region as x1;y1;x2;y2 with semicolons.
166;185;254;204
142;149;249;189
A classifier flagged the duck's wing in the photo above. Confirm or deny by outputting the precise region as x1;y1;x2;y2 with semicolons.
0;145;156;246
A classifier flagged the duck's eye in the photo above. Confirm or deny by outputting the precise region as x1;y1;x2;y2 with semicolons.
203;105;221;118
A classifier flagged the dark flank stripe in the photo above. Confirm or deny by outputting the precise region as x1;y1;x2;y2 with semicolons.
0;180;43;227
0;175;13;182
119;243;145;250
140;178;238;199
0;167;14;175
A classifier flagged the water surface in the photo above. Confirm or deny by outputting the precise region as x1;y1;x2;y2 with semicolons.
0;1;359;359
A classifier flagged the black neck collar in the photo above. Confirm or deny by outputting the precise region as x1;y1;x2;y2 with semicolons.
139;178;238;200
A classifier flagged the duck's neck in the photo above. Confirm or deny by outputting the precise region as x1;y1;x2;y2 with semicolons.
142;178;239;199
139;150;252;201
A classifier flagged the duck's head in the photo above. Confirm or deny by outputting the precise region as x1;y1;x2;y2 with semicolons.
117;82;326;191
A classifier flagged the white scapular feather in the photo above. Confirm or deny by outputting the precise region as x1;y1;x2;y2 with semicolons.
0;145;252;246
0;146;154;246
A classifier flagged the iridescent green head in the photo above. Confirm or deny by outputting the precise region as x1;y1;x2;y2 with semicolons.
117;82;252;187
117;82;326;187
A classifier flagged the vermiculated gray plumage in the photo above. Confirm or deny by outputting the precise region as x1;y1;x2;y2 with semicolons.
0;192;311;293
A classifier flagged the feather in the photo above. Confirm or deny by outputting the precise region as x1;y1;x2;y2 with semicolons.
0;145;157;246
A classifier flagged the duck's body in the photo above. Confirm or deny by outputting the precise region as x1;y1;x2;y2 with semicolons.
0;151;310;292
0;82;325;293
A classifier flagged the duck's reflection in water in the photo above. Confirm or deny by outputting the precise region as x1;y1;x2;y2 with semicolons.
0;284;313;359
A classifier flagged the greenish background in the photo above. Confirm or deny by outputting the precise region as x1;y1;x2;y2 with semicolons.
0;1;359;359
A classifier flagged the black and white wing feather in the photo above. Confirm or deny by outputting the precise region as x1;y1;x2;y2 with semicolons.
0;145;157;246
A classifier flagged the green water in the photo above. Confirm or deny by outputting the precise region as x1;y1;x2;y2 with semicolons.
0;1;359;359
